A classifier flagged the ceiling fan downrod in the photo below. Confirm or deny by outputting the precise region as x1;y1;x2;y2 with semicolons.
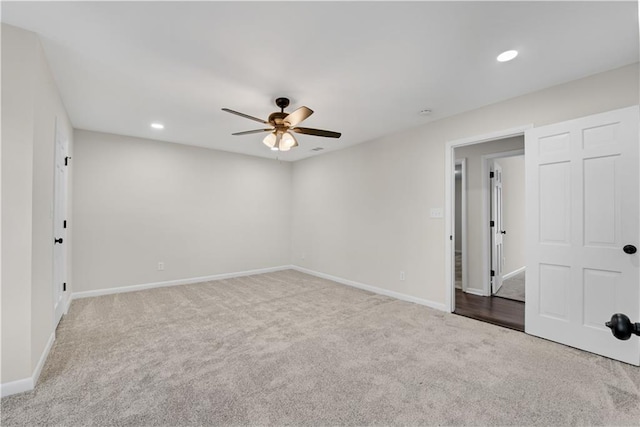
275;97;290;113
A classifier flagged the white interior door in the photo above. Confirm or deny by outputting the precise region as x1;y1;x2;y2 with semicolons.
53;120;68;326
525;106;639;365
491;162;504;294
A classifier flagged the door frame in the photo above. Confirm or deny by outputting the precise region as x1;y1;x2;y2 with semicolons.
454;159;468;292
483;149;524;295
444;125;532;313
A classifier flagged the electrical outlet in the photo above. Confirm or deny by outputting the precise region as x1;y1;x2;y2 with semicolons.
157;262;165;271
400;271;405;281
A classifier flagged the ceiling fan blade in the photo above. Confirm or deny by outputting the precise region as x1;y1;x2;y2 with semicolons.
232;128;273;136
291;127;341;138
284;106;313;127
222;108;269;124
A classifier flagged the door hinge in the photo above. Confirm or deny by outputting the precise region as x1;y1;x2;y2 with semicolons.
63;220;67;229
490;220;495;227
63;282;66;292
450;235;453;241
489;171;494;179
490;270;495;277
65;156;71;166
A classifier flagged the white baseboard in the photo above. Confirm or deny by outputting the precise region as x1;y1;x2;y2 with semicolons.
71;265;292;300
463;288;487;297
0;377;32;398
63;293;72;314
503;266;526;280
72;265;450;313
32;332;55;388
291;265;448;312
1;332;55;398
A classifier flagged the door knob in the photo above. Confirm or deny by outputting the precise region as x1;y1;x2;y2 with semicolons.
623;244;637;254
54;238;63;244
605;313;640;340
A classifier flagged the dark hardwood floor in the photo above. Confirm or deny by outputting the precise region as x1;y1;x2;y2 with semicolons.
454;289;525;331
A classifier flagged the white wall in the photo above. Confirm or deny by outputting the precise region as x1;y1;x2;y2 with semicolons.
1;24;74;385
454;136;524;294
499;155;525;276
291;63;639;307
1;23;35;385
72;130;292;293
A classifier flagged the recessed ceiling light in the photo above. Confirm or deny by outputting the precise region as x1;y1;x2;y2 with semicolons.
150;123;164;129
497;50;518;62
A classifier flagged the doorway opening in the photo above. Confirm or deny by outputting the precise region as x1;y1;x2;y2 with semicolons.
445;126;531;331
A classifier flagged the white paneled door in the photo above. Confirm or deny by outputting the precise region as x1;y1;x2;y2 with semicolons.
525;106;639;365
491;161;504;294
53;119;68;326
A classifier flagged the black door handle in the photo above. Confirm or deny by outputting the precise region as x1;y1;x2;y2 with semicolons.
500;230;507;234
623;244;637;254
54;238;63;244
606;313;640;340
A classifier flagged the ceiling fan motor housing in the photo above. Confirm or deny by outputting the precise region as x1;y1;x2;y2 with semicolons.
268;112;289;127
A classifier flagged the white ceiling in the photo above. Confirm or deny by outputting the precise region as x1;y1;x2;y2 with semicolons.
2;1;638;161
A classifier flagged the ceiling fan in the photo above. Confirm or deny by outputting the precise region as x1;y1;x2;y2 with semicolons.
222;97;341;151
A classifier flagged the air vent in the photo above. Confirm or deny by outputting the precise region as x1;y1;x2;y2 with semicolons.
311;147;324;152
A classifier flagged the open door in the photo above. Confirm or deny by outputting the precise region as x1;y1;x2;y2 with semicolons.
491;161;504;294
525;106;639;365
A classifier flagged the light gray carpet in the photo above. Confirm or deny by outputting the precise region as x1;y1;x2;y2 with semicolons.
2;270;639;426
495;270;526;302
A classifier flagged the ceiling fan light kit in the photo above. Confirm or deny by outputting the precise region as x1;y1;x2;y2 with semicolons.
280;132;298;151
262;130;298;151
223;97;341;152
263;132;277;148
